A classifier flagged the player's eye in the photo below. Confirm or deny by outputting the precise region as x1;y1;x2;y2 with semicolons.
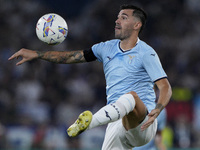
117;15;128;21
122;16;127;20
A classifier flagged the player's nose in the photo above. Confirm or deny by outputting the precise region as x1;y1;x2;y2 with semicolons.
115;18;120;24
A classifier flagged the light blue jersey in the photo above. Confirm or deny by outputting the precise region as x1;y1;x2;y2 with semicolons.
92;39;167;112
133;108;167;150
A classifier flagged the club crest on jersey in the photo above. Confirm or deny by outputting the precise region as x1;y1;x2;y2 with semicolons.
128;55;135;64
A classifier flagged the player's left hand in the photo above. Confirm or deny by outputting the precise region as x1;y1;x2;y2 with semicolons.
140;108;160;131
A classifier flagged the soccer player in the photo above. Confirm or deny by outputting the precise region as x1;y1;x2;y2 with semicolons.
9;4;172;150
133;108;167;150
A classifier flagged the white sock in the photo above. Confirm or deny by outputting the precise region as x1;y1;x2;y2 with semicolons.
88;93;135;129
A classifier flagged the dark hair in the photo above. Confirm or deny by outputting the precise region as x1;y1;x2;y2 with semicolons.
120;4;147;33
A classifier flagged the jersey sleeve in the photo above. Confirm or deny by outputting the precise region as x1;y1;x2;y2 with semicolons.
142;50;167;82
91;42;105;62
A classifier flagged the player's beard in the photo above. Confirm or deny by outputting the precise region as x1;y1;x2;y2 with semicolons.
115;28;132;40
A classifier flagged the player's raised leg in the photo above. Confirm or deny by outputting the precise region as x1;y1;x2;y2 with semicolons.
67;92;138;137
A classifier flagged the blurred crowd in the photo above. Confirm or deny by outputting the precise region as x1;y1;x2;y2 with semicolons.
0;0;200;149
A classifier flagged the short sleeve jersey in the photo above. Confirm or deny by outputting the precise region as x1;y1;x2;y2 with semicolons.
91;39;167;112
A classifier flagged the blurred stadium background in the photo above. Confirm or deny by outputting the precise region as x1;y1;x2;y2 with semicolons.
1;0;200;149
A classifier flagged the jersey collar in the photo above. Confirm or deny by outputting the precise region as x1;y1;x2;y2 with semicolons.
119;38;140;53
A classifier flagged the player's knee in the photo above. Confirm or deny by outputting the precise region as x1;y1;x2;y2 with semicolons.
116;93;136;111
127;91;138;99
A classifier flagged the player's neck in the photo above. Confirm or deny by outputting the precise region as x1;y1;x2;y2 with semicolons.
120;36;138;51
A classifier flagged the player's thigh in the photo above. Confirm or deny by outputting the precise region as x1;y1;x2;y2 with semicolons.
122;91;148;130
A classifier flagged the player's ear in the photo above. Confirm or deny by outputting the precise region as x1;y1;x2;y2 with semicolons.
134;21;142;30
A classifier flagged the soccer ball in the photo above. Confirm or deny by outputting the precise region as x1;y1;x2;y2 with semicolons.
36;13;68;45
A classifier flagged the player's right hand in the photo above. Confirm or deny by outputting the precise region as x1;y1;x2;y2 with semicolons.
8;48;38;66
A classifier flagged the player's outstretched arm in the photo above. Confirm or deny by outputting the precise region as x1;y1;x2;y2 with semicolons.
8;48;86;65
